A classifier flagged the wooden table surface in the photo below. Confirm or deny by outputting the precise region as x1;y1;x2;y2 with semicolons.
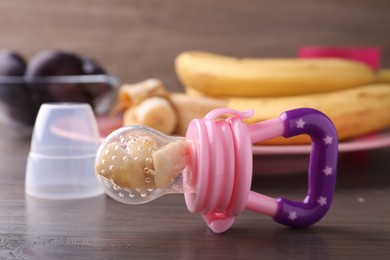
0;126;389;259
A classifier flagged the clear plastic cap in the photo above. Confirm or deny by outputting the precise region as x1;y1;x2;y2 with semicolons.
25;103;104;199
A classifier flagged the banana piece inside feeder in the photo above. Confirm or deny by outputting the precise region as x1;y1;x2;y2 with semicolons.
95;134;188;194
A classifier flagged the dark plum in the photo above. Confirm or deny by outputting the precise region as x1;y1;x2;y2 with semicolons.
26;50;84;76
82;56;106;75
82;56;112;101
26;50;92;105
0;49;37;127
0;49;26;76
0;49;28;102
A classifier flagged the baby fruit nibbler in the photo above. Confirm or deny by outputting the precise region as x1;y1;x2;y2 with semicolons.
95;107;338;233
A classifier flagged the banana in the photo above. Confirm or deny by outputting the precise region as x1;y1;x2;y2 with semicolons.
112;79;178;135
175;51;378;97
378;69;390;83
170;84;390;145
111;79;169;114
230;84;390;144
152;139;188;188
95;142;146;190
96;131;187;192
170;93;225;135
124;97;177;135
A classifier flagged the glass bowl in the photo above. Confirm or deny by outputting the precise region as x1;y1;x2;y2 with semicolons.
0;74;119;137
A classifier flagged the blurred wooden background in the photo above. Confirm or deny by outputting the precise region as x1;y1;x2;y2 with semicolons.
0;0;389;92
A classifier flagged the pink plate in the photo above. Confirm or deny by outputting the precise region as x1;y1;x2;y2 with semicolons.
252;130;390;175
252;129;390;155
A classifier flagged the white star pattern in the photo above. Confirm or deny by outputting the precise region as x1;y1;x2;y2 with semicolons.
323;135;333;145
317;196;327;206
288;211;297;221
303;196;309;204
296;118;306;128
323;166;333;176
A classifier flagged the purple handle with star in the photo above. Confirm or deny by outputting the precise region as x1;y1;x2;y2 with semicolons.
272;108;338;227
244;108;338;228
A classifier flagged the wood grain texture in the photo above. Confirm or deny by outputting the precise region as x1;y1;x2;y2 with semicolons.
0;0;389;92
0;126;390;259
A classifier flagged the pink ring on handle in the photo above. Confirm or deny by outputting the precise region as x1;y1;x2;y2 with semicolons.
227;116;253;217
204;108;254;121
184;119;209;213
213;120;235;212
202;120;222;214
184;108;253;233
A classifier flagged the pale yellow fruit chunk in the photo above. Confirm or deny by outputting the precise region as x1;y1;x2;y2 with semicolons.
126;136;155;169
133;97;178;135
152;140;187;188
126;136;156;190
95;142;146;190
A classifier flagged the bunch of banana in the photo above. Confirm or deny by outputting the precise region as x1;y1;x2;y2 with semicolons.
173;51;390;145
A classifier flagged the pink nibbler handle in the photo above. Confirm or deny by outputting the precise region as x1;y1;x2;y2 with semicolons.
184;108;338;233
